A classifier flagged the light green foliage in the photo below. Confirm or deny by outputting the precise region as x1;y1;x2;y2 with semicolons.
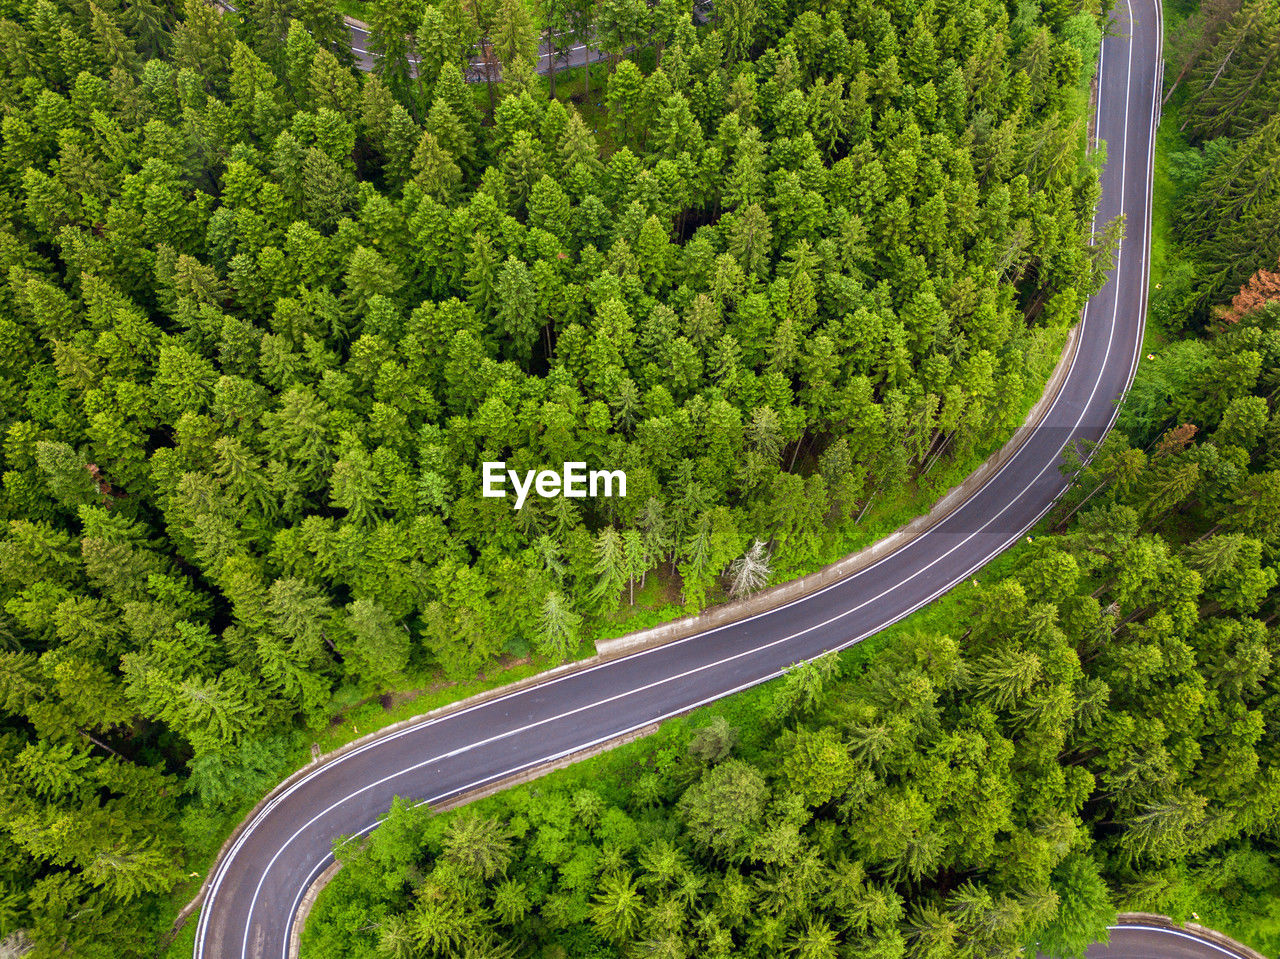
186;735;299;808
534;589;582;659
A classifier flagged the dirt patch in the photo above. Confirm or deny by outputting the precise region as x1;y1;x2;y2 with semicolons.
367;657;536;716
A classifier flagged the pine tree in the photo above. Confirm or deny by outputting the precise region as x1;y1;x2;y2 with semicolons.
368;0;420;111
1184;0;1280;141
591;870;645;943
725;203;773;276
89;3;136;74
720;0;758;62
590;526;627;612
344;597;409;682
296;0;352;62
1119;791;1209;864
442;813;513;879
621;527;648;604
727;539;771;598
677;759;769;859
493;0;539;72
412;131;463;200
492;256;539;365
606;60;645;146
284;20;318;102
501;132;545;210
968;645;1043;710
172;0;235;89
534;589;581;659
597;0;647;71
426;97;476;170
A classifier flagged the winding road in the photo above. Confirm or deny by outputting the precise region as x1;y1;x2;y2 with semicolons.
191;2;1258;958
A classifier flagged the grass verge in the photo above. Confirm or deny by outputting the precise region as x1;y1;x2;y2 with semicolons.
334;0;367;22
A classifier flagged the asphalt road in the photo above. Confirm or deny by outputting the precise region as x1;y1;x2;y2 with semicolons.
189;2;1251;959
346;18;606;76
1082;925;1259;958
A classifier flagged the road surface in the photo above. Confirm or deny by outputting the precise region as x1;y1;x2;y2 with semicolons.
189;2;1250;959
1082;924;1260;958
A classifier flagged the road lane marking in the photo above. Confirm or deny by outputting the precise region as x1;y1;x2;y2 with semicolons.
1107;925;1250;958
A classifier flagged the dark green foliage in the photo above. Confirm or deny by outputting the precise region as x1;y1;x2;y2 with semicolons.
186;734;299;809
1182;0;1280;141
1165;0;1280;326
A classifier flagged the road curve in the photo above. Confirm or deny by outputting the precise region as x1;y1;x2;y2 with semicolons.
193;1;1186;957
1082;924;1262;959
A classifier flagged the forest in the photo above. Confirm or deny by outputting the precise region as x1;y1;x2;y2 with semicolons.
306;294;1280;957
0;0;1119;948
1153;0;1280;328
305;3;1280;955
